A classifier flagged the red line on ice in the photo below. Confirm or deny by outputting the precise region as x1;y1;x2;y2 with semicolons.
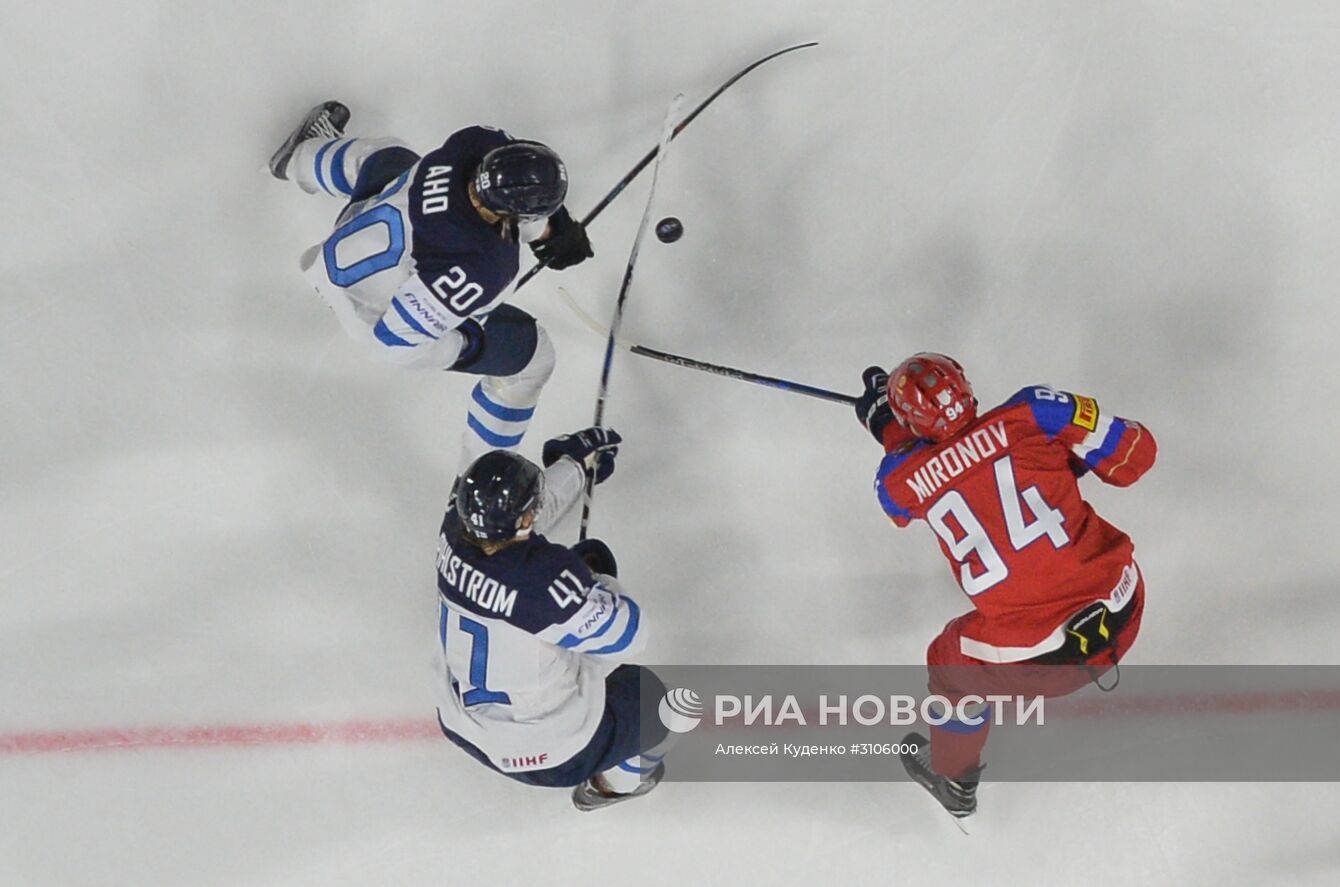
1048;688;1340;718
0;718;441;755
4;690;1339;756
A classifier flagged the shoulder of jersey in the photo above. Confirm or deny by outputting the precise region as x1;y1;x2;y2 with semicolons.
440;125;514;156
502;535;597;632
513;532;587;579
874;397;1031;490
875;438;931;481
413;125;515;210
1000;385;1101;440
409;127;513;241
440;510;581;584
441;513;595;633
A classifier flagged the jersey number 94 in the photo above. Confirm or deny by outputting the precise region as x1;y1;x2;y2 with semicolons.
927;455;1070;596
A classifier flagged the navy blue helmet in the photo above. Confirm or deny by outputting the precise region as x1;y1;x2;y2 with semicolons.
456;450;543;542
474;141;568;219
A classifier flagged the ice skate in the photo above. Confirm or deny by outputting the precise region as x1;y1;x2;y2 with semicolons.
269;100;350;180
898;732;983;828
571;763;664;812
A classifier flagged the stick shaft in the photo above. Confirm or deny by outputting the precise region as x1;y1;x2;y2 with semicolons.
556;286;859;407
629;345;859;406
514;42;817;292
579;96;685;539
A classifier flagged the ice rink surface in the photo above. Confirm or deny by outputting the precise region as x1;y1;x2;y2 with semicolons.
4;1;1340;884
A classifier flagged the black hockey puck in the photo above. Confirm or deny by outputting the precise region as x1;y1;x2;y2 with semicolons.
655;217;684;243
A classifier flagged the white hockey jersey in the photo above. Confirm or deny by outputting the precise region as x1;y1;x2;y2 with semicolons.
300;126;547;370
433;459;648;772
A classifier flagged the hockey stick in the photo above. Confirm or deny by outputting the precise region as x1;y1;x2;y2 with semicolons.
556;287;858;406
515;41;818;292
580;94;685;541
629;345;859;406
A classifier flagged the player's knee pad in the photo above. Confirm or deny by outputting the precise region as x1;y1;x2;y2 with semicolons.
462;307;555;396
458;311;554;472
506;324;556;399
347;142;420;201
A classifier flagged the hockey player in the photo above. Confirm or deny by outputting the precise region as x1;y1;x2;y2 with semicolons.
269;102;594;472
433;427;671;811
855;354;1157;820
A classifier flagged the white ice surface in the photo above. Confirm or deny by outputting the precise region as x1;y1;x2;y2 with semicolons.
3;1;1340;885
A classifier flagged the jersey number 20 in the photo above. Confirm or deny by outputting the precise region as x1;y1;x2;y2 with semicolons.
926;455;1070;596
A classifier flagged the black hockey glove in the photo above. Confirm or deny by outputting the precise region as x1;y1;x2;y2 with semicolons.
571;538;618;578
855;365;896;443
543;426;622;484
530;206;593;270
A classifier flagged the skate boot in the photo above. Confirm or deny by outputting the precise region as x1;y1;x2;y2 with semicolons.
269;101;350;180
898;732;983;820
571;763;665;812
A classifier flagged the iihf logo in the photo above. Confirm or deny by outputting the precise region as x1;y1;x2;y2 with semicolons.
658;687;704;733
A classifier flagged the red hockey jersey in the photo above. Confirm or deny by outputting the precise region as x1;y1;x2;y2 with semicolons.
874;386;1157;661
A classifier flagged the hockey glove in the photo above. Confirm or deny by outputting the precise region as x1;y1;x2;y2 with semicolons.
855;366;896;443
530;206;593;270
447;319;486;371
571;538;618;578
543;426;622;484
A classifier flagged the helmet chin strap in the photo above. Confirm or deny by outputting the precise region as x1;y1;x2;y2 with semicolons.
467;180;505;226
513;509;538;539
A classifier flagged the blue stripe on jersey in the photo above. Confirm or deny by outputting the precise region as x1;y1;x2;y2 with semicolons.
373;318;413;347
1083;417;1128;469
467;414;525;447
1016;389;1071;440
588;598;641;655
439;601;449;646
877;443;925;476
330;141;355;196
313;139;338;195
874;444;924;521
390;296;439;340
383;169;411;199
875;476;911;521
471;383;535;422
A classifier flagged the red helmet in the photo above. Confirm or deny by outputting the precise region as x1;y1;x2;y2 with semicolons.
886;353;977;441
